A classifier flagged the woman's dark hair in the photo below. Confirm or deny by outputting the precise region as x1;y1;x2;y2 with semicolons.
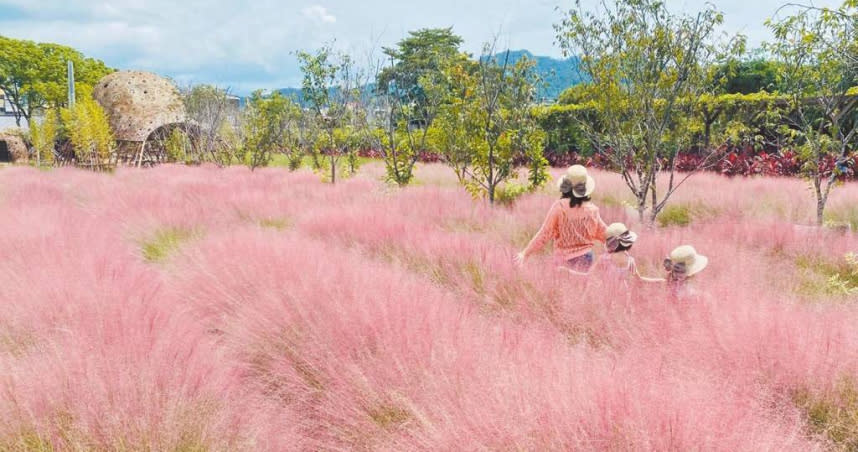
561;192;591;208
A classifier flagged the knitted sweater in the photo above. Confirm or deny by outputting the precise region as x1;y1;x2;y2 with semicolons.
522;200;607;262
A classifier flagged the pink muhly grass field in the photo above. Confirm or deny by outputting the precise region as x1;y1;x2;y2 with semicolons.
0;162;856;450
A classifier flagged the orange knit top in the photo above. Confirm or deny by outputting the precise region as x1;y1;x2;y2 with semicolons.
522;200;608;262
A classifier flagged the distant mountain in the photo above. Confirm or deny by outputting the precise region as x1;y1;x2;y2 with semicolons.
489;50;583;101
273;50;582;104
277;87;304;104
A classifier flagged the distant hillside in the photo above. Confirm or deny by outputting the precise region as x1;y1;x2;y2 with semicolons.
274;50;582;104
486;50;583;101
277;87;304;104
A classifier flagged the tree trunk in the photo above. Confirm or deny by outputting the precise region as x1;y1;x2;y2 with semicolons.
817;197;825;226
637;197;647;223
330;155;336;184
649;184;658;223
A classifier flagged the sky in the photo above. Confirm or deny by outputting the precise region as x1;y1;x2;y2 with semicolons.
0;0;844;94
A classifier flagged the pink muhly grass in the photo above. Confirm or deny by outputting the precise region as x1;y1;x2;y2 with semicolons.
0;162;855;449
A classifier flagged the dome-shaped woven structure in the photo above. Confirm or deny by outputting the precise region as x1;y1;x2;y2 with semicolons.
92;71;186;142
0;132;28;163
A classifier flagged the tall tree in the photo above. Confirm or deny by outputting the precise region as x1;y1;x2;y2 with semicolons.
241;91;303;170
29;109;59;166
766;1;858;225
555;0;743;223
297;45;361;184
0;36;112;126
430;42;548;204
60;97;115;170
376;27;463;108
367;28;465;186
181;84;240;166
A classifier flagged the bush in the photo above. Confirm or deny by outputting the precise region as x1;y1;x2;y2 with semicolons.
494;183;530;206
140;227;197;262
656;204;693;227
59;98;115;170
793;379;858;450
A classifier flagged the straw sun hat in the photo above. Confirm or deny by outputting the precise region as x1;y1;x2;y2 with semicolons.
557;164;595;198
605;223;637;251
664;245;709;277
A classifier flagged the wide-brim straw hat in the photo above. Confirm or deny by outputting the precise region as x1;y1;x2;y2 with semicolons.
605;222;637;251
667;245;708;277
557;164;595;198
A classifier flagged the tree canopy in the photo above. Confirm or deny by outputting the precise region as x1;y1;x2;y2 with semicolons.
0;35;113;126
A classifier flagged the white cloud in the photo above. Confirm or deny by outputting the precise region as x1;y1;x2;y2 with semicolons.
0;0;846;94
302;5;337;24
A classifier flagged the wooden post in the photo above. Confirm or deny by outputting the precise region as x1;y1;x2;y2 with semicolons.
137;141;145;168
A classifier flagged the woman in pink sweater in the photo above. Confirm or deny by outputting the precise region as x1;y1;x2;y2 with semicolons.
516;165;607;272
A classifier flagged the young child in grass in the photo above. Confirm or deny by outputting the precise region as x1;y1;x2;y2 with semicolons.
663;245;709;299
596;222;663;282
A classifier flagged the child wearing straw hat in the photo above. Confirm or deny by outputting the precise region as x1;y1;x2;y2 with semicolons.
663;245;709;299
596;222;663;282
516;165;607;272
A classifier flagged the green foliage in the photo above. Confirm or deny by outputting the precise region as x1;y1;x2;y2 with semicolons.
377;27;463;107
714;58;783;94
532;103;595;155
241;91;302;170
796;253;858;297
0;35;113;126
765;2;858;225
793;379;858;450
825;203;858;232
141;228;196;263
494;50;583;101
526;129;550;189
555;0;744;222
181;84;240;166
656;204;693;227
0;429;54;451
297;45;361;184
28;109;58;166
656;202;719;227
59;97;114;170
556;83;591;105
369;29;468;186
494;182;530;206
164;128;192;164
429;48;548;204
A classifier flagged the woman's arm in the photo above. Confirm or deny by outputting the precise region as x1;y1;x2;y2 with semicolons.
590;207;609;243
520;203;559;259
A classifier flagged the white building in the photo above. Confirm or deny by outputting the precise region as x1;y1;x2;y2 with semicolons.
0;89;19;115
0;89;30;131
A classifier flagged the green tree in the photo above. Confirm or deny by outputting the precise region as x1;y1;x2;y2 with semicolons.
29;109;59;166
365;29;466;186
60;97;115;170
181;84;240;165
555;0;743;223
0;36;112;126
430;44;548;204
297;45;361;184
376;28;463;110
365;53;469;186
715;58;782;94
766;1;858;225
241;91;303;170
164;127;193;164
